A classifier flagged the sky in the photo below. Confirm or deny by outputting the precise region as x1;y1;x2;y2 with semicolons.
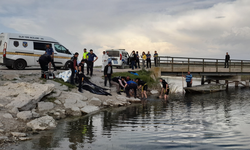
1;0;250;65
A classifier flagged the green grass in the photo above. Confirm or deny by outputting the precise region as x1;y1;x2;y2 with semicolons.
112;69;158;88
53;78;75;90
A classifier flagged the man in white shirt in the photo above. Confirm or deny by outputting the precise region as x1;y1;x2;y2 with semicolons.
102;51;109;72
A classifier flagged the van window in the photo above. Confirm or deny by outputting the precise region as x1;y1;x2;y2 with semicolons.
106;51;119;57
34;42;52;51
54;44;71;54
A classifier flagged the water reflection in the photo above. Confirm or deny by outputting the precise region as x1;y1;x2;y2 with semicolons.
10;78;250;150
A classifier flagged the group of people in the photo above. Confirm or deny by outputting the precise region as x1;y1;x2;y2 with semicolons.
129;50;159;70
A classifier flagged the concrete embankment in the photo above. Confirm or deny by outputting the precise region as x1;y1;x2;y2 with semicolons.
0;67;158;147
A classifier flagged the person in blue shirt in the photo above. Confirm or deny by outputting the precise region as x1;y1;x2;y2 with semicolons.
86;49;98;76
124;78;138;98
146;51;151;68
184;71;193;87
45;44;56;71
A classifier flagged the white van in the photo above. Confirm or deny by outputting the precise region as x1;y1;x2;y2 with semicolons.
105;49;130;69
0;33;73;70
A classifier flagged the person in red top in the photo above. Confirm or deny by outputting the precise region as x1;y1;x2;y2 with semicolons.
70;52;79;85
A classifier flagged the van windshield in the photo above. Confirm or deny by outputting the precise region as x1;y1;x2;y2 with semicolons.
106;51;119;57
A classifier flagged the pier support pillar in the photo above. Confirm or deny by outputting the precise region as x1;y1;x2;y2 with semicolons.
225;80;228;90
235;81;239;87
246;80;249;87
201;76;204;85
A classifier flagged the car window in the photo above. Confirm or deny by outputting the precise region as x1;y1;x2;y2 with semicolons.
54;44;71;54
106;51;119;57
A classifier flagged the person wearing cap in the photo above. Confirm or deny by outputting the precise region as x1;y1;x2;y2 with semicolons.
70;52;79;85
45;44;56;71
82;48;88;62
104;61;113;87
87;49;98;76
102;51;109;72
159;78;169;100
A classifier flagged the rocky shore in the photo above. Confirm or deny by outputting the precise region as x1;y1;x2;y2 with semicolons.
0;67;158;147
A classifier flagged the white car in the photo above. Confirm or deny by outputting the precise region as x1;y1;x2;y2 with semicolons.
105;49;130;69
0;33;73;70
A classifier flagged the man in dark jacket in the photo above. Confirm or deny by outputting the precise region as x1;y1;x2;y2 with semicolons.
130;51;137;70
225;52;230;68
38;54;52;78
70;52;79;85
104;61;113;87
77;59;85;93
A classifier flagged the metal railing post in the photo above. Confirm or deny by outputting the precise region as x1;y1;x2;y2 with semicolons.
171;57;174;72
202;59;204;72
188;58;190;71
216;59;218;72
241;60;243;72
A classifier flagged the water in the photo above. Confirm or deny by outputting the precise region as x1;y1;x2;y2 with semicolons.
10;77;250;150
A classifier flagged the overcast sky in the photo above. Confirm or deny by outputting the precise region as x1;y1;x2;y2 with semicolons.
1;0;249;65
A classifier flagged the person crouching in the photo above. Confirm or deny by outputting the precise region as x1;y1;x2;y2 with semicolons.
125;80;138;98
77;59;85;93
104;62;113;87
38;54;52;78
136;78;147;99
159;78;169;101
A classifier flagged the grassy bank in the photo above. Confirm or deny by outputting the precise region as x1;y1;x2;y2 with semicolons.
112;69;158;88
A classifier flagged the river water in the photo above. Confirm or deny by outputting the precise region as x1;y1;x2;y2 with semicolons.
10;77;250;150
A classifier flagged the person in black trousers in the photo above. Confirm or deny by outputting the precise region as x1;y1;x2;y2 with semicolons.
77;59;85;93
104;62;113;87
87;49;98;76
70;52;79;85
136;51;140;69
225;52;230;68
146;51;151;68
38;54;52;78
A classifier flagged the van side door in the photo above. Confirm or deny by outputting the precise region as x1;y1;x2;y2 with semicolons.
33;42;51;65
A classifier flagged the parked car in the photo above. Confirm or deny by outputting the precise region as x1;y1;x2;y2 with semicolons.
105;49;130;69
0;33;73;70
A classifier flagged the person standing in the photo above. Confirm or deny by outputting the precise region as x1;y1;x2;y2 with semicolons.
141;52;146;69
82;48;88;62
87;49;98;76
146;51;151;68
104;62;113;87
70;52;79;85
154;51;158;67
184;71;192;87
159;78;169;101
136;51;140;69
130;51;137;70
225;52;230;68
102;51;109;72
45;44;56;71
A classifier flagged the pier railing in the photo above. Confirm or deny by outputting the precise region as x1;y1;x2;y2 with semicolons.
155;56;250;72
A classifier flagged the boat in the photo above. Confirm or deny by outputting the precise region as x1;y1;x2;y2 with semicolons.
183;84;226;93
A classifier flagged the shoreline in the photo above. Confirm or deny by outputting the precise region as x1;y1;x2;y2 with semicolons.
0;67;159;148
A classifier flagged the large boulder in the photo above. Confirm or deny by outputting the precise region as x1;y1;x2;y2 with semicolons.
89;97;102;106
27;116;56;130
17;111;33;121
1;82;54;111
81;106;99;114
38;102;54;111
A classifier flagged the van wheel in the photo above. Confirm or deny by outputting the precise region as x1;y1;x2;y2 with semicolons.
14;60;26;70
64;61;71;70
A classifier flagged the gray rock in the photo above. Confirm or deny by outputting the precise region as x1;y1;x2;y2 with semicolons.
9;107;19;114
32;112;40;118
0;129;4;133
89;97;102;106
17;111;33;121
3;113;13;119
64;100;86;109
3;82;55;111
38;102;54;111
11;132;26;137
54;100;62;105
103;102;108;106
150;90;159;94
0;103;4;107
81;106;99;114
19;137;31;141
70;107;82;116
0;122;3;127
0;136;8;140
27;116;57;130
46;80;68;91
47;90;61;98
